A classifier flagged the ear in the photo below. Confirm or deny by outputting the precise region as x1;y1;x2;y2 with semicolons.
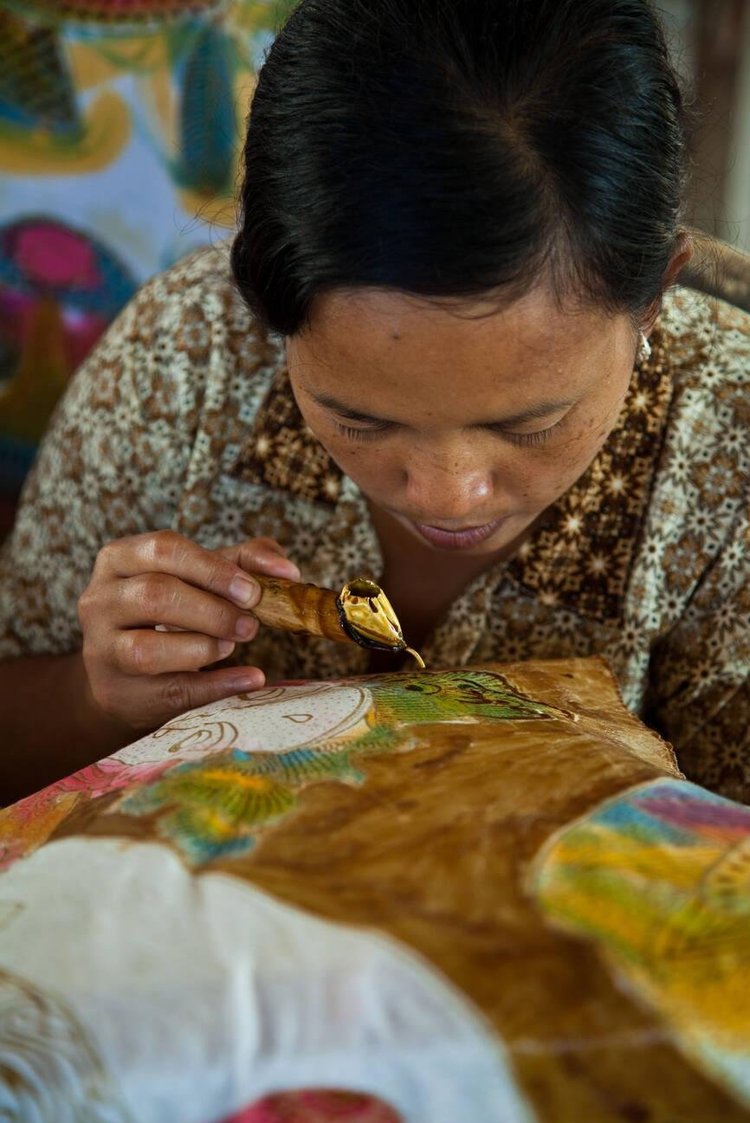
641;230;694;335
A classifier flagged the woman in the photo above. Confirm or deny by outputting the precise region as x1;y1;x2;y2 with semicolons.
0;0;747;804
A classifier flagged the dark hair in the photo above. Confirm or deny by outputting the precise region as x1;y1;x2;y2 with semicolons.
231;0;687;336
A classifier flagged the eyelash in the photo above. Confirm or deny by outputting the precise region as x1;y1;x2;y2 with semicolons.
335;419;564;446
500;420;564;447
335;422;391;442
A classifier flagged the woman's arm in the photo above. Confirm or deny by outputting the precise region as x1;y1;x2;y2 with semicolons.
646;504;750;803
0;252;284;804
0;652;131;805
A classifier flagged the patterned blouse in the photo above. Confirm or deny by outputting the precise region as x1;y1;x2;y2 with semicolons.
1;245;748;800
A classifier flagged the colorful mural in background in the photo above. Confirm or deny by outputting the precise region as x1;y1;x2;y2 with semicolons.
0;0;294;515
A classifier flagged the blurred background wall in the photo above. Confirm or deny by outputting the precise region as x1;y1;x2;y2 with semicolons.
0;0;748;533
0;0;293;532
661;0;750;247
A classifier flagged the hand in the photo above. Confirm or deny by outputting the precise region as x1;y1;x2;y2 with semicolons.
78;531;300;733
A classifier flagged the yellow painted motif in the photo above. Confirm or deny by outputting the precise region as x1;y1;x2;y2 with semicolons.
0;92;130;175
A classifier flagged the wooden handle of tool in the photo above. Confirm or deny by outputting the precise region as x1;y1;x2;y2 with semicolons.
251;575;351;644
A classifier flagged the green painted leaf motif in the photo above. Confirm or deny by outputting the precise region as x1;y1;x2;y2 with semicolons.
117;744;370;864
243;748;364;785
119;754;295;863
367;669;567;726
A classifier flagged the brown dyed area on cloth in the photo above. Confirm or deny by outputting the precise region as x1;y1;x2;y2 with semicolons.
217;661;743;1122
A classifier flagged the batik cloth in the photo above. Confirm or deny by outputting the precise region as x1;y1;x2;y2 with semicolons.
0;244;748;797
2;659;750;1122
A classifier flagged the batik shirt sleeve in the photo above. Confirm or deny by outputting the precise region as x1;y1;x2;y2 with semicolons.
642;299;750;802
647;504;750;803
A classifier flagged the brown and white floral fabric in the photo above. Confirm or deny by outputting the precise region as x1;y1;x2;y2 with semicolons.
1;244;748;799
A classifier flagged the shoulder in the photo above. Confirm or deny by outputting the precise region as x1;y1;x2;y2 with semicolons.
659;285;750;399
76;241;285;433
654;286;750;506
656;286;750;464
635;287;750;603
123;240;272;357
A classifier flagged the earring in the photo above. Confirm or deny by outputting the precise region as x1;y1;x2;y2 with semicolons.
638;331;652;362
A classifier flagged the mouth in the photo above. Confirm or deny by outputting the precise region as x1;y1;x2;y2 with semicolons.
409;517;507;551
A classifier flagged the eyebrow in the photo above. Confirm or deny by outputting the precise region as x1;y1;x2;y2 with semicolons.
309;390;576;429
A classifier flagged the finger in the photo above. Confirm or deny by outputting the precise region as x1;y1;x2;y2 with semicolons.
111;663;268;732
94;530;263;610
217;539;301;581
113;629;242;677
112;573;259;640
155;665;267;718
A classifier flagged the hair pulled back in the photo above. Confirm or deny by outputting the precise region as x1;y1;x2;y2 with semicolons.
231;0;687;336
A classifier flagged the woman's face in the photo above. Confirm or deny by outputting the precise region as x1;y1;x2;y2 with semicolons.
285;285;639;556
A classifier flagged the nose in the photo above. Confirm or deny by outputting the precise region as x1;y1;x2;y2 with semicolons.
401;445;493;525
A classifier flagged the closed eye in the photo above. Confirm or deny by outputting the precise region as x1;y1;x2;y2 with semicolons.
492;416;567;447
334;420;395;441
334;415;568;445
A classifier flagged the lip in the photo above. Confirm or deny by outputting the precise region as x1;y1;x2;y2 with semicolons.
410;517;507;551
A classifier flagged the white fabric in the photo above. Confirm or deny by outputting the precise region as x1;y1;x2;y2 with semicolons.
0;837;535;1123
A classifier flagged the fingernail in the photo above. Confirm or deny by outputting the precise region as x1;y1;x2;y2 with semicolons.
231;670;265;691
235;615;257;640
230;575;259;606
217;640;234;658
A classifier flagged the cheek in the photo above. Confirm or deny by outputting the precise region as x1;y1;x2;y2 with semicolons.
312;430;392;482
522;412;620;500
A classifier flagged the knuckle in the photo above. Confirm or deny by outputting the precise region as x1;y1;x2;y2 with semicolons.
206;557;233;592
160;675;193;714
77;584;96;625
95;532;138;570
143;529;182;568
92;680;121;720
94;539;118;570
116;631;157;676
132;573;173;620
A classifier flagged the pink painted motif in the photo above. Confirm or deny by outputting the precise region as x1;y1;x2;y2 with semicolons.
223;1089;404;1123
0;756;171;869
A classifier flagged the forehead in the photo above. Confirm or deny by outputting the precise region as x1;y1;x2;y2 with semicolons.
287;286;629;418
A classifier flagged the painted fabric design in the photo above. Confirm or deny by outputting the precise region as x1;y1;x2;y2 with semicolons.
222;1089;404;1123
0;965;131;1123
0;246;748;799
531;777;750;1108
1;668;564;867
2;657;750;1121
0;0;291;485
116;669;564;863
